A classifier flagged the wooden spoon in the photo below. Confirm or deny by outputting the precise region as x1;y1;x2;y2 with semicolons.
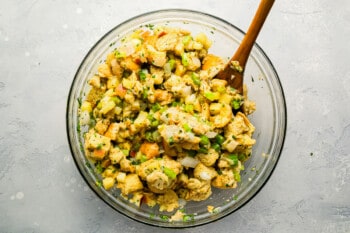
216;0;275;93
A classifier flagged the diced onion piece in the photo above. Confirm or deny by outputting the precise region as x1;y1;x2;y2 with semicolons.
180;156;199;168
199;172;211;181
205;131;217;138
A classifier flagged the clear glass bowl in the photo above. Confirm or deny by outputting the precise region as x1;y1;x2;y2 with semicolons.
66;9;286;228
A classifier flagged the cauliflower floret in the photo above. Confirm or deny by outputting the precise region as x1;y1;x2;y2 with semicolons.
121;174;143;195
193;163;218;181
157;190;179;212
211;169;237;189
196;148;219;167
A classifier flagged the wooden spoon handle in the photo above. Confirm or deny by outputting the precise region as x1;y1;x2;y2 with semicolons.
232;0;275;67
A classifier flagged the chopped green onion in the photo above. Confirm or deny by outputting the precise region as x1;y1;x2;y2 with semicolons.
171;101;180;107
95;162;103;173
184;104;193;113
191;73;201;86
181;53;189;67
97;101;102;110
151;120;159;127
234;172;241;182
228;154;239;166
217;86;226;93
163;167;177;179
152;131;161;142
204;91;220;101
182;35;192;45
140;155;148;163
199;135;209;145
183;214;194;222
211;143;221;152
231;99;242;110
159;215;169;221
183;123;192;132
151;103;161;112
121;149;129;156
215;134;225;145
142;89;148;99
147;114;155;121
145;131;153;142
139;69;148;81
238;153;246;161
95;180;102;187
111;96;121;104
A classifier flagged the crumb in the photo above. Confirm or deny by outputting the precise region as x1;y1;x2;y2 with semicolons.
207;205;215;213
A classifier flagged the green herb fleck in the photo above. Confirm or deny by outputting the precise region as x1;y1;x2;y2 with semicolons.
95;180;102;187
159;215;169;221
77;97;82;107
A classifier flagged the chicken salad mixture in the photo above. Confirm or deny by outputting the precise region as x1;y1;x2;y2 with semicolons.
78;25;256;214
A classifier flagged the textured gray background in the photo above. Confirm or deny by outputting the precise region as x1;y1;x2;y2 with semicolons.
1;0;349;232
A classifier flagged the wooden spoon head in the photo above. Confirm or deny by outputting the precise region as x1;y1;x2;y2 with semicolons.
216;64;244;94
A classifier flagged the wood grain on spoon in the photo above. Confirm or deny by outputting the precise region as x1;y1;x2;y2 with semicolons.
216;0;275;93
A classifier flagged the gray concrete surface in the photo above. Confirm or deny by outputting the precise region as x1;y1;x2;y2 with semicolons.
0;0;349;232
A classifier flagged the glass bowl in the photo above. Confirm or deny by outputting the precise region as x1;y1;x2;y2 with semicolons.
66;9;286;228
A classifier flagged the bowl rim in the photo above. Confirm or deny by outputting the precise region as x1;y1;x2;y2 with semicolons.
66;8;287;228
